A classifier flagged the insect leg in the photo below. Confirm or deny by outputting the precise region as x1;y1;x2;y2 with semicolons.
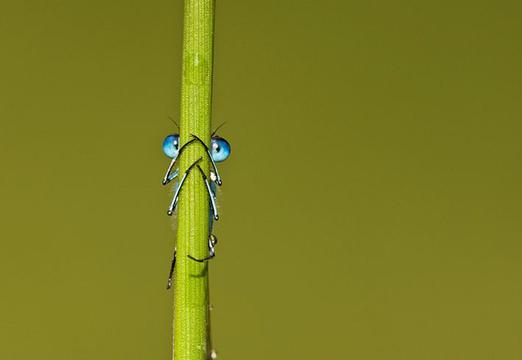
162;138;197;185
164;168;179;185
188;234;218;262
167;157;202;216
166;247;177;290
187;165;221;262
196;165;219;221
162;157;178;186
190;134;222;186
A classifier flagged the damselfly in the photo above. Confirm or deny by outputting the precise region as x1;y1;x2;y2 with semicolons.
161;126;230;289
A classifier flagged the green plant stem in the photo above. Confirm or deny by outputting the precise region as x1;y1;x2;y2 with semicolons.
174;1;215;360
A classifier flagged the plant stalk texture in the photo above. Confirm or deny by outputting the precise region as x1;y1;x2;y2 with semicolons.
174;1;215;359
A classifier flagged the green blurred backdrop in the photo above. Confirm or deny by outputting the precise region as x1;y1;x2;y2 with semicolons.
0;1;520;359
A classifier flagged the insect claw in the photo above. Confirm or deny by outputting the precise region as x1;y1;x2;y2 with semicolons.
210;349;218;360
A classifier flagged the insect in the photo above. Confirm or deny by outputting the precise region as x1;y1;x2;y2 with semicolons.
161;125;231;289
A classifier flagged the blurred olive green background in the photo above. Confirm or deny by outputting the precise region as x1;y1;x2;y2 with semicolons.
0;1;521;359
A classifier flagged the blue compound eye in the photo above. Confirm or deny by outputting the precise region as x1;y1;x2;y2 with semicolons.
162;134;180;158
211;136;231;162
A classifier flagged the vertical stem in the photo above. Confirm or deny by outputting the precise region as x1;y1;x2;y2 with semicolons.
174;1;215;360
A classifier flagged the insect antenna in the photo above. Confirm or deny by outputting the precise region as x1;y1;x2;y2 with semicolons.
211;121;227;137
168;116;180;131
